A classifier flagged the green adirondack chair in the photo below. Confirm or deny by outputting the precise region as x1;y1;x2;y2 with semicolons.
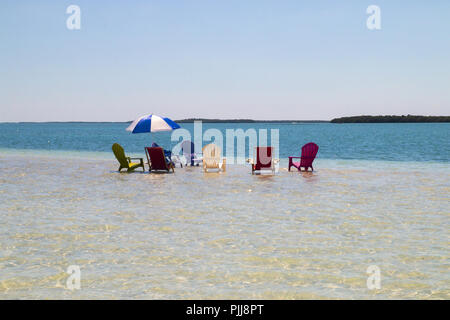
112;143;145;172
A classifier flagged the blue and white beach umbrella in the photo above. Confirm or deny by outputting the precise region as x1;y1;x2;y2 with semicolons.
126;114;180;133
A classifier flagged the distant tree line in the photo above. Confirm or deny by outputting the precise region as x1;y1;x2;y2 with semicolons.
331;115;450;123
175;118;327;123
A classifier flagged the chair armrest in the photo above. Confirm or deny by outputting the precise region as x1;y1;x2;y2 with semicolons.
289;156;300;159
221;158;226;171
129;157;144;160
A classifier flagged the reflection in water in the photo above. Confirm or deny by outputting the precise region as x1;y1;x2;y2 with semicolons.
0;154;449;299
300;171;316;180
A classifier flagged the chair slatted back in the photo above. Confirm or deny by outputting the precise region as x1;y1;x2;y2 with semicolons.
146;147;169;171
112;143;129;168
254;147;273;170
300;143;319;168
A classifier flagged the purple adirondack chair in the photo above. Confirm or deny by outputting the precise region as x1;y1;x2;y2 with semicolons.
288;142;319;172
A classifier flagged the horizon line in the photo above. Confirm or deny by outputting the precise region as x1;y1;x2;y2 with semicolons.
0;119;331;124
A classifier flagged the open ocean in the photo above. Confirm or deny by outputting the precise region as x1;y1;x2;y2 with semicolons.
0;122;448;299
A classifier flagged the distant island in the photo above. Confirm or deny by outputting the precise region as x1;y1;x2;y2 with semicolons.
175;115;450;123
331;115;450;123
175;118;328;123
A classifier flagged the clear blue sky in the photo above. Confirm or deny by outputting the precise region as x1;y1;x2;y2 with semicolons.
1;0;449;121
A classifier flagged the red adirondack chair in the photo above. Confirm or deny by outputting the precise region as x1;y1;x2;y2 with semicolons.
145;147;175;173
247;147;279;174
288;142;319;172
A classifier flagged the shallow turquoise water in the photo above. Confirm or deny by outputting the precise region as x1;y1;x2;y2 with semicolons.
0;122;448;162
0;154;448;299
